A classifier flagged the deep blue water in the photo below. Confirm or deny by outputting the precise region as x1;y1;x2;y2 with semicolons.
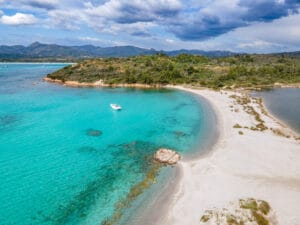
253;88;300;133
0;63;215;225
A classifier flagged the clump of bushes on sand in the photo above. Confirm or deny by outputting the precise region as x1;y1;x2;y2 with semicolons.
200;198;273;225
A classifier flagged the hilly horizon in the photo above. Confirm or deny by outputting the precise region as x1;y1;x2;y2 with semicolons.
0;41;237;60
0;42;299;62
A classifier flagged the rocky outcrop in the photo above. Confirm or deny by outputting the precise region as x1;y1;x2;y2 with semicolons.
86;129;102;137
154;148;181;165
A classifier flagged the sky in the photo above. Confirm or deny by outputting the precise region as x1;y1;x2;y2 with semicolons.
0;0;299;53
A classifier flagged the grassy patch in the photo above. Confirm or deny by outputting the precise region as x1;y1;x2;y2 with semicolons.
200;214;211;223
233;124;242;128
230;94;268;132
270;127;291;138
200;198;272;225
240;198;258;210
226;214;245;225
252;211;269;225
258;200;271;215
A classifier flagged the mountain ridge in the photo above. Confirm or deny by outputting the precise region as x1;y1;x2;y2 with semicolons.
0;42;235;60
0;42;299;61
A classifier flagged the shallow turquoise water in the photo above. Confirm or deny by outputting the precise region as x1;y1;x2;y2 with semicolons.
253;88;300;133
0;63;215;225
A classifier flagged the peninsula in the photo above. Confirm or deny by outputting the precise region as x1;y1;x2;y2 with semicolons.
45;54;300;89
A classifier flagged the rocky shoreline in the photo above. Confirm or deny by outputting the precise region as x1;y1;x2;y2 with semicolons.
43;77;164;88
44;77;300;91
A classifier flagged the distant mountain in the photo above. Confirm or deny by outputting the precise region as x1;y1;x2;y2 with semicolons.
275;51;300;57
1;42;299;61
0;42;236;60
0;42;157;59
166;49;235;57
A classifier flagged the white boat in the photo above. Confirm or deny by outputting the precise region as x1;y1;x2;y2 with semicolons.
110;103;122;110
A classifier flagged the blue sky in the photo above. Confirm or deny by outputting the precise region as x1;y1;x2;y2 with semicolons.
0;0;299;53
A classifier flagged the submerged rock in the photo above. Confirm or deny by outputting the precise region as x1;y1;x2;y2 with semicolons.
173;130;187;138
154;148;181;165
86;129;102;137
78;146;98;153
0;115;19;126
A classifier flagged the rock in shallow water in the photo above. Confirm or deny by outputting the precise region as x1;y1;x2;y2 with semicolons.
86;129;102;137
154;148;181;165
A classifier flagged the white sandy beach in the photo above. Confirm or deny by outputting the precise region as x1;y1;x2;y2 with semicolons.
163;87;300;225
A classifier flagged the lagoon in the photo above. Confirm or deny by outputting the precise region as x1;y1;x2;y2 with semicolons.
253;88;300;133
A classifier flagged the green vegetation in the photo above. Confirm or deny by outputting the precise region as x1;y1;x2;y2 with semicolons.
230;94;268;132
47;53;300;89
233;124;242;128
200;198;272;225
239;198;258;210
226;214;245;225
200;214;211;223
258;200;271;215
252;211;269;225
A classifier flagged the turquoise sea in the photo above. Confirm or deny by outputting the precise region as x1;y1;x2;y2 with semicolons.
0;63;216;225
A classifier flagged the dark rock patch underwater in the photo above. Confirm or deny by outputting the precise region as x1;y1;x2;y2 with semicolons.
85;129;103;137
36;141;164;225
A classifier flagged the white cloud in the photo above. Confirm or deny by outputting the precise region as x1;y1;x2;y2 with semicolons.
83;0;182;34
80;36;98;41
230;14;300;52
85;0;182;17
79;36;104;43
165;39;175;43
47;9;84;30
78;36;127;46
238;40;274;48
0;0;299;53
0;13;37;25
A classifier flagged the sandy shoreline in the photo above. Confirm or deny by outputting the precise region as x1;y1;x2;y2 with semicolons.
43;77;300;224
161;86;300;225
